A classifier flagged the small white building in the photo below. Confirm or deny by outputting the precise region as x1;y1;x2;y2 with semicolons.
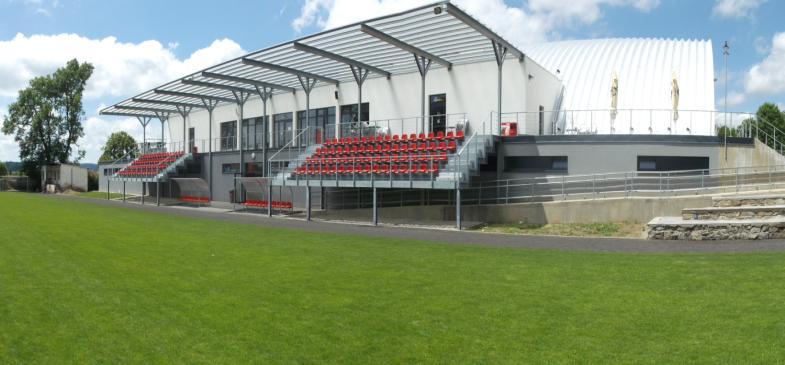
42;163;89;192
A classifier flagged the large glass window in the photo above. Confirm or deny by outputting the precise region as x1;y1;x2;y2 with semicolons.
274;112;293;148
220;121;237;151
637;156;709;172
297;106;336;145
242;116;268;150
339;102;369;137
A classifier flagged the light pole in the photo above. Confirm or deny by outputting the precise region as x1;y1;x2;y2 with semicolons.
723;41;729;160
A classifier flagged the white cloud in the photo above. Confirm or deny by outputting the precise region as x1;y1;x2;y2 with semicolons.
744;32;785;96
0;34;245;100
291;0;660;47
0;34;246;162
712;0;766;19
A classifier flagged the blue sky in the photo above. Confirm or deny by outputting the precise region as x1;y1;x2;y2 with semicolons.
1;0;783;163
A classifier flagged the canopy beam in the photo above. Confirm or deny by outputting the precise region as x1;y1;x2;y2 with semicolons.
241;58;339;86
201;71;295;93
293;42;391;79
154;89;235;104
360;24;452;70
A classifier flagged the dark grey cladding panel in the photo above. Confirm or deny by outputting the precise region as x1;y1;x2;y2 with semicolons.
501;134;754;146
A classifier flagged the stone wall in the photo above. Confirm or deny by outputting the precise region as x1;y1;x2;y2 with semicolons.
648;222;785;240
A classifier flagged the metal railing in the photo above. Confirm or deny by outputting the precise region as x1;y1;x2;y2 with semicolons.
459;165;785;205
489;109;761;136
325;113;469;139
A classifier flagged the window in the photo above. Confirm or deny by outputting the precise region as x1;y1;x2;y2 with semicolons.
340;103;369;124
189;127;195;152
220;121;237;151
245;162;265;177
222;163;240;174
504;156;568;173
297;107;336;144
242;117;267;150
538;105;545;135
637;156;709;172
274;112;293;148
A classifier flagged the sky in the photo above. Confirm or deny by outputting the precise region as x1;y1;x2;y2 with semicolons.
1;0;784;163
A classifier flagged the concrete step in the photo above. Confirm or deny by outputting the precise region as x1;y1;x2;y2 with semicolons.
712;195;785;207
647;216;785;240
682;205;785;220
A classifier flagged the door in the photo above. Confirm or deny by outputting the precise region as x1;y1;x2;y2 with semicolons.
189;127;195;152
429;94;446;134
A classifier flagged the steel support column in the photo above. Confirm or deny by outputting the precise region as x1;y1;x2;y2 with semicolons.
156;180;160;206
254;86;273;177
106;179;110;200
175;106;192;153
200;99;219;201
414;55;432;135
297;76;317;146
492;41;508;136
136;116;152;154
231;91;251;201
350;65;369;129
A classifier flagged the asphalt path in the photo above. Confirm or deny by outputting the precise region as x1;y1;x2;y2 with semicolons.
58;195;785;253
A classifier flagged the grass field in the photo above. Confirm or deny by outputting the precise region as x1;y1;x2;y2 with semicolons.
74;191;123;199
2;193;785;363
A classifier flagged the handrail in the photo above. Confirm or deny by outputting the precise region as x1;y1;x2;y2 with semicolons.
268;126;314;162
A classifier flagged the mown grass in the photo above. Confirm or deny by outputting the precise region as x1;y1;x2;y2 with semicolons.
2;193;785;364
75;191;123;199
478;222;646;238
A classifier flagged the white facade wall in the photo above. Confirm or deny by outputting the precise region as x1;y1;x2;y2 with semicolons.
167;57;562;147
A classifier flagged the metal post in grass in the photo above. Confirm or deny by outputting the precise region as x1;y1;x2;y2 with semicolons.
268;183;273;217
306;185;311;221
142;182;145;205
106;179;110;200
456;188;462;230
156;180;161;207
123;181;126;202
372;187;378;226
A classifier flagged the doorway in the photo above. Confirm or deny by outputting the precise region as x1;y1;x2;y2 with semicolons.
429;93;446;134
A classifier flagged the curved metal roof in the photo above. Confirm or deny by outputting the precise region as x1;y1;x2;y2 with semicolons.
526;38;716;134
101;1;527;119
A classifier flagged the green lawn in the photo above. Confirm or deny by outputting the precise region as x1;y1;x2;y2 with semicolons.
2;193;785;364
75;191;123;199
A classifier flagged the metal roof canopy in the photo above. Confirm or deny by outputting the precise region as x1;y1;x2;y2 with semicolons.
101;0;530;117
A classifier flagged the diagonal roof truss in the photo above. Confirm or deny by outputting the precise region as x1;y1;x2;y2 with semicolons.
101;1;535;118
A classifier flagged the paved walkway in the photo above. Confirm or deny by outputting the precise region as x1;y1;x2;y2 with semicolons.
60;195;785;253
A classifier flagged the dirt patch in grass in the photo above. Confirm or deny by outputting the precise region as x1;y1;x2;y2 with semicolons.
476;222;647;238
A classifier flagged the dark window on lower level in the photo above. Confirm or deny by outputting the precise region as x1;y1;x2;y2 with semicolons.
504;156;568;173
222;163;240;174
637;156;709;172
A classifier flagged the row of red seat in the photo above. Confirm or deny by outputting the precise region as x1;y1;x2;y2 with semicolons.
316;141;457;156
323;131;464;147
179;195;209;204
118;151;184;177
306;153;448;165
294;163;439;176
245;200;293;209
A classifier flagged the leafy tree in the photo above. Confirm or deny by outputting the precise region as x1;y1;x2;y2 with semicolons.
2;59;94;186
754;102;785;143
0;162;7;176
717;125;739;138
99;131;138;162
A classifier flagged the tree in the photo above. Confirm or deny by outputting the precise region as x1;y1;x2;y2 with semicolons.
99;131;138;162
87;170;99;191
755;102;785;144
0;162;7;176
2;59;94;185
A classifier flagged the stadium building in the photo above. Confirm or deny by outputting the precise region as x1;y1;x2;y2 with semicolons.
99;1;781;228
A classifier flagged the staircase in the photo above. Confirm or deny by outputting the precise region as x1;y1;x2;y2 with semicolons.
436;134;494;185
647;194;785;240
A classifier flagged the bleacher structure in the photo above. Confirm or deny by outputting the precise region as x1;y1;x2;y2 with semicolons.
263;123;494;226
109;149;193;205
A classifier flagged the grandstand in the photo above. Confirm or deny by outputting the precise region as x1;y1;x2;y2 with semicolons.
97;1;779;228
